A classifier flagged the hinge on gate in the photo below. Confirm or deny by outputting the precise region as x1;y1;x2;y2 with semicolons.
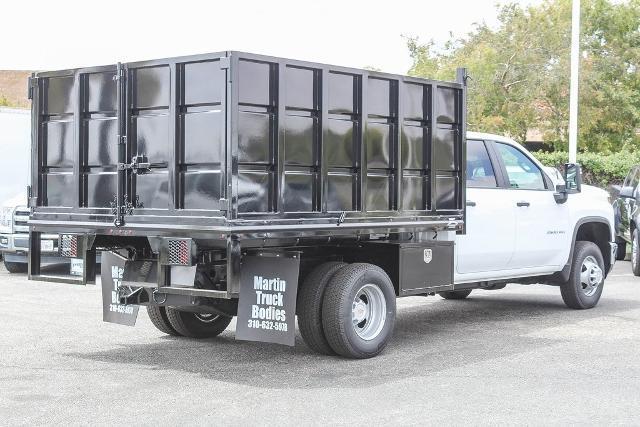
27;76;38;100
110;194;142;219
219;57;230;70
113;63;126;81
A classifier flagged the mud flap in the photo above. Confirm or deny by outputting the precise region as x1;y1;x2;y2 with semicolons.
101;251;140;326
235;254;300;346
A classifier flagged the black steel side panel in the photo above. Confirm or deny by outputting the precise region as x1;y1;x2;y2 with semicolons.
31;52;229;220
31;51;464;232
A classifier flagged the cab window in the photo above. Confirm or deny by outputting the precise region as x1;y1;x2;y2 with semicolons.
466;140;497;188
495;143;546;190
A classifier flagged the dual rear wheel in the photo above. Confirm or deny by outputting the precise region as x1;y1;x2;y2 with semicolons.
146;305;232;338
297;262;396;359
147;261;396;359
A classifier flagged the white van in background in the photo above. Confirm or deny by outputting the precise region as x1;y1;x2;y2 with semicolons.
0;107;62;272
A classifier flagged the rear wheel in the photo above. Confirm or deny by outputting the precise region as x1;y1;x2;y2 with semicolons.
3;260;27;274
297;261;347;355
322;263;396;359
165;308;232;338
561;241;605;309
438;289;472;300
632;229;640;276
146;305;180;336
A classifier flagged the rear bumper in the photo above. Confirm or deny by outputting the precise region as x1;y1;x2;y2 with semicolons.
0;233;60;255
4;252;67;265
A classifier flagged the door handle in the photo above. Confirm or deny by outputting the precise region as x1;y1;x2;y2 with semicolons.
466;200;476;207
516;201;530;207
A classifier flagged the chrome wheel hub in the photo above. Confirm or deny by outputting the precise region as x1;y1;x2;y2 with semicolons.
351;284;386;341
580;255;603;297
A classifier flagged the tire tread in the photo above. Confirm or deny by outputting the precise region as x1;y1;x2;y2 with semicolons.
146;305;180;336
297;262;346;355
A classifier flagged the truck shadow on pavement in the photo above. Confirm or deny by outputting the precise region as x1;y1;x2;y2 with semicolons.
69;292;639;389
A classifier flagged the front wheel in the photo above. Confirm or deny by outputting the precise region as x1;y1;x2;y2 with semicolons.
321;263;396;359
165;308;232;338
560;241;605;309
632;229;640;276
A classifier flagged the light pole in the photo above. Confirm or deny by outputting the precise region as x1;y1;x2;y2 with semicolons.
568;0;581;163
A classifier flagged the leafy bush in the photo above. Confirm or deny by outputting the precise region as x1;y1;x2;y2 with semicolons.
534;151;640;187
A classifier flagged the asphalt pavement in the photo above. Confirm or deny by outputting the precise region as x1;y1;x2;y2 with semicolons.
1;261;639;425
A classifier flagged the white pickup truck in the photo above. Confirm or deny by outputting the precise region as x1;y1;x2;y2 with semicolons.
449;132;616;310
27;55;615;359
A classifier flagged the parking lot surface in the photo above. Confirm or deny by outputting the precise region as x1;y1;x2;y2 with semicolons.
1;261;639;425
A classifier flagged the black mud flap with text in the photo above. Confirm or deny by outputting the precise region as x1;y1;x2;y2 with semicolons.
101;251;140;326
235;254;300;346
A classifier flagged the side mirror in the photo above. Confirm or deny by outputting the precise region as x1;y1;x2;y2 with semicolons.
564;163;582;194
620;186;634;198
554;184;568;204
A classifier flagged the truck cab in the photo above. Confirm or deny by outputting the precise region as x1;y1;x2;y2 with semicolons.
455;132;615;294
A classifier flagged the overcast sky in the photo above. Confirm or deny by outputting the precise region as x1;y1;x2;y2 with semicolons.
2;0;538;74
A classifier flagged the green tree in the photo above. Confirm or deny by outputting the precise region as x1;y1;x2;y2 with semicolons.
407;0;640;153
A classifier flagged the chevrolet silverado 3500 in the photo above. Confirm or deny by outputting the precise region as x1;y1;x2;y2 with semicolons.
26;52;615;358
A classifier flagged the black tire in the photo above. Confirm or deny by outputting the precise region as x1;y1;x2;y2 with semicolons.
146;305;181;336
165;308;232;338
561;241;605;309
615;238;627;261
438;289;472;300
3;260;27;274
322;263;396;359
297;261;347;355
632;229;640;276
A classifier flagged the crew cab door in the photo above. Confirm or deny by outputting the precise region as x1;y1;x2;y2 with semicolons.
455;140;516;275
492;142;570;269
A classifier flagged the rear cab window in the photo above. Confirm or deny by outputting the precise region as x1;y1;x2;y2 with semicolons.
466;140;497;188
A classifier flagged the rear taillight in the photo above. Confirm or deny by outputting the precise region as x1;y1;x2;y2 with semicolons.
59;234;79;258
167;238;192;266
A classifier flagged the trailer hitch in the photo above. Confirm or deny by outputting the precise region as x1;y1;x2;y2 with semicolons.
118;285;144;305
